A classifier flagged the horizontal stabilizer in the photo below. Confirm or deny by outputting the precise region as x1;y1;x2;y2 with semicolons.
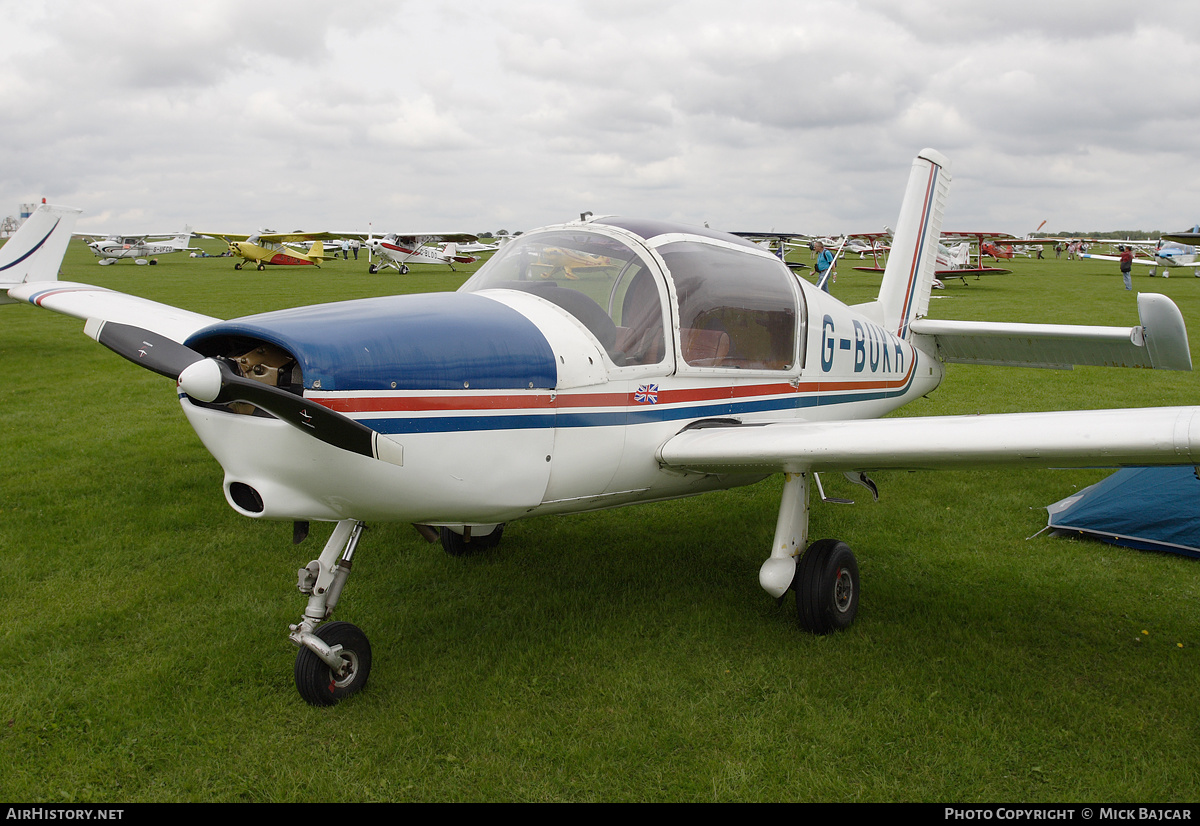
909;293;1191;371
657;406;1200;475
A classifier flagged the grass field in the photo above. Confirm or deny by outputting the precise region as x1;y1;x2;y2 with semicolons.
1;239;1198;802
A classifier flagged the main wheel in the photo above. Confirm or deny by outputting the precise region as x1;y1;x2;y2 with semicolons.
794;539;859;634
294;621;373;706
400;265;409;274
439;524;504;557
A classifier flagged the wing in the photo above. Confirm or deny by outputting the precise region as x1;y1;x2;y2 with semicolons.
382;232;479;244
1080;253;1157;266
8;281;219;343
196;232;252;242
657;406;1200;475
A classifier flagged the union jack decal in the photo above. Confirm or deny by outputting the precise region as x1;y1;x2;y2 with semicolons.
634;383;659;404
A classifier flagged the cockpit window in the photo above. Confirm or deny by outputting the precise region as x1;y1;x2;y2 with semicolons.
461;230;666;366
659;241;801;370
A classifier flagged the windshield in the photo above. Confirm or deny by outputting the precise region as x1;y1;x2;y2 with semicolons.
462;230;666;366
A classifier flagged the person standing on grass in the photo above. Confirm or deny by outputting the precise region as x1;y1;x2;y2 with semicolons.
1119;245;1134;291
813;240;835;293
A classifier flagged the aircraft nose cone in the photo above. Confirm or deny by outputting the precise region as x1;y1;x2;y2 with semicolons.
178;359;223;403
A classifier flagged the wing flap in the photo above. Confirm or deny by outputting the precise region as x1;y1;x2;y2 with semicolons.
657;407;1200;475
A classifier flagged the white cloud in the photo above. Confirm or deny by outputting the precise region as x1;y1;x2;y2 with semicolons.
2;0;1198;235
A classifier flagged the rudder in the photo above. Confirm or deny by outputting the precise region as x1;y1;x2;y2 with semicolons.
873;149;951;340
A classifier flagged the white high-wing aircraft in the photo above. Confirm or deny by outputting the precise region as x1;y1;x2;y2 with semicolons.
365;232;481;273
1082;235;1199;277
6;150;1200;707
78;228;199;265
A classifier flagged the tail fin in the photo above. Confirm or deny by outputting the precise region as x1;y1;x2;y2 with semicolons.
309;240;324;260
172;226;194;249
871;149;951;340
0;204;82;301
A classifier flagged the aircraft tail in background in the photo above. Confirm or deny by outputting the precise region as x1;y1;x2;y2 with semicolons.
0;204;82;301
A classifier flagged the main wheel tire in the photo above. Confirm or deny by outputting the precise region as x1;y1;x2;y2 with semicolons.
794;539;859;634
439;524;504;557
294;621;373;706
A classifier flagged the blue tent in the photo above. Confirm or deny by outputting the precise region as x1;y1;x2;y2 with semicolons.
1046;466;1200;559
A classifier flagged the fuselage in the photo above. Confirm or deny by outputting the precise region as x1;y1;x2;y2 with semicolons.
180;219;943;526
370;235;478;267
89;237;187;260
229;239;318;266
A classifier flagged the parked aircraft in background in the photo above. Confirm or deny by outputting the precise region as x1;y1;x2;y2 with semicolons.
1082;234;1199;277
77;229;199;265
201;231;344;269
1163;226;1200;245
7;152;1200;707
457;240;501;255
0;203;81;304
365;232;481;274
852;231;1013;283
729;231;813;269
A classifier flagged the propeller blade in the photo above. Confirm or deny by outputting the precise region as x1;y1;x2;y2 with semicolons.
85;319;205;378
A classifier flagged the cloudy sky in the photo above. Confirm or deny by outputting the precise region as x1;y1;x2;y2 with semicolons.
3;0;1197;237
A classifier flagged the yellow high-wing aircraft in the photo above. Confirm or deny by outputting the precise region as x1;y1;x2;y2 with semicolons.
200;231;351;270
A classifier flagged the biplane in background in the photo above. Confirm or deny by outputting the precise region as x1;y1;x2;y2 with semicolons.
849;231;1016;284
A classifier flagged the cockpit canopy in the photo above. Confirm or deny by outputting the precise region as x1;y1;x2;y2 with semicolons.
461;220;804;371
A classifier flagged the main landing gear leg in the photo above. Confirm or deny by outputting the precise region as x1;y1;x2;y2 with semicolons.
760;472;809;600
290;519;372;706
761;472;861;634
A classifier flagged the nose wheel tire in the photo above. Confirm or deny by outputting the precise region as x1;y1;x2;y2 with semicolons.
294;621;373;706
794;539;859;634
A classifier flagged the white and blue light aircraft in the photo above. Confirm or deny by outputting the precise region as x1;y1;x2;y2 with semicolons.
1082;230;1199;277
78;228;199;265
5;150;1200;706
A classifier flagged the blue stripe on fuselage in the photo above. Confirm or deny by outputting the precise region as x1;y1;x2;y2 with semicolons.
359;378;916;434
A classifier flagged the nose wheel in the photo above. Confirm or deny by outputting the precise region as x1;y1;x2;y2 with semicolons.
290;520;373;705
294;621;373;706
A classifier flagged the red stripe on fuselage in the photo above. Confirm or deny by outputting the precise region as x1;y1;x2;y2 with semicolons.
268;253;315;266
312;361;916;415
